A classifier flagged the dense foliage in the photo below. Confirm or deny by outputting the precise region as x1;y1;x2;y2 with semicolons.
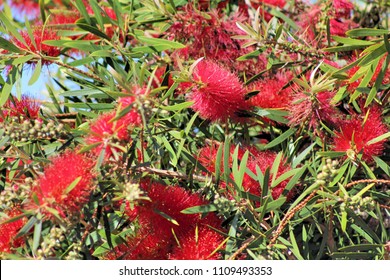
0;0;389;260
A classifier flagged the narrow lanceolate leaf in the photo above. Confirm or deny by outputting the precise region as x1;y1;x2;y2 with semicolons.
160;101;193;111
366;131;390;145
0;37;21;53
373;156;390;176
16;216;38;238
137;36;185;49
64;176;82;195
181;204;218;214
76;22;111;40
32;217;42;252
154;209;179;226
264;128;296;149
346;28;390;37
28;59;42;86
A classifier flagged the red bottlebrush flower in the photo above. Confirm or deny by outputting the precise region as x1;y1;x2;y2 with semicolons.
168;5;266;76
329;18;354;36
248;71;294;110
85;97;141;158
50;10;80;26
196;141;221;174
288;91;340;130
169;224;224;260
0;209;27;253
188;60;248;122
332;0;354;18
34;151;95;216
1;95;40;122
133;181;207;236
333;106;388;162
297;5;322;44
108;181;224;260
13;27;61;64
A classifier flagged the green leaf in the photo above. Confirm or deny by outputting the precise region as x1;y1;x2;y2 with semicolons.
60;88;105;97
89;0;104;30
373;156;390;176
28;59;42;86
225;213;239;259
12;54;35;65
236;49;262;61
223;137;231;184
264;128;296;149
32;218;42;253
346;28;390;37
289;226;304;260
76;22;111;40
339;244;383;252
0;37;21;53
367;131;390;145
331;252;379;259
341;210;347;232
16;216;37;238
358;44;386;67
0;212;29;225
92;234;127;257
292;142;315;168
181;204;218;214
154;209;179;226
161;136;177;166
89;50;114;57
0;66;18;107
64;103;114;110
256;197;286;213
269;8;297;30
74;0;91;24
332;36;377;46
64;176;82;195
0;13;26;46
0;136;10;148
160;101;193;111
137;36;185;49
316;151;346;158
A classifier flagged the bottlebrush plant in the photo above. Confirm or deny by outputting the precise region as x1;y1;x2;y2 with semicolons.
0;0;389;261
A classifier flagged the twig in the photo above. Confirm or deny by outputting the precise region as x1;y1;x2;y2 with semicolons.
228;235;257;260
269;190;318;246
345;179;390;189
379;204;390;210
135;166;215;183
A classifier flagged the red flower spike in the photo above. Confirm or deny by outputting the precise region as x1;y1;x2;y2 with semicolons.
34;151;95;216
168;5;266;76
1;95;40;122
189;60;248;122
14;27;61;64
0;209;27;253
169;224;224;260
288;91;341;130
332;0;354;18
85;99;141;158
333;106;388;162
248;71;294;110
110;181;224;260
